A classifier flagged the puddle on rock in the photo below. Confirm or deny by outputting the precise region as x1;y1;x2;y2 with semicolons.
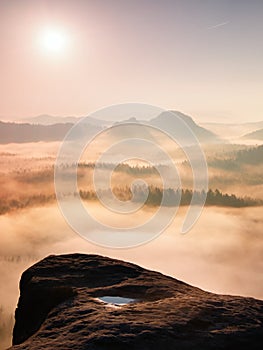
96;296;136;307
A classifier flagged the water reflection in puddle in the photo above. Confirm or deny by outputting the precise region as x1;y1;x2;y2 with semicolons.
97;296;136;306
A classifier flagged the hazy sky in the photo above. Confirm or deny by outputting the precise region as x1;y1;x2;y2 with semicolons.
0;0;262;122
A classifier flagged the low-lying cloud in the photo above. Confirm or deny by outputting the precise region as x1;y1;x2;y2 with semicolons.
0;204;262;348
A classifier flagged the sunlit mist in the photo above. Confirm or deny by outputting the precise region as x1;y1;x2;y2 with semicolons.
39;26;69;56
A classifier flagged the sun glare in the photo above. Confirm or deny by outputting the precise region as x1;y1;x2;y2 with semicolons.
39;27;69;55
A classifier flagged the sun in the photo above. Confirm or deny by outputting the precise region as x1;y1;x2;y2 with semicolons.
39;27;69;55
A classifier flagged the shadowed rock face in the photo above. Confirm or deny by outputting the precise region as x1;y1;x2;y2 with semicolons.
10;254;263;350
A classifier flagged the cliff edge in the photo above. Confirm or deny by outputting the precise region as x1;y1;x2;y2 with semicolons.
10;254;263;349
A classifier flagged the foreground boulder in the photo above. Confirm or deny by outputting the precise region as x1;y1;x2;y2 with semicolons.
11;254;263;349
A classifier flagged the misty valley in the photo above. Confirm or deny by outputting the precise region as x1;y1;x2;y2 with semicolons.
0;124;263;348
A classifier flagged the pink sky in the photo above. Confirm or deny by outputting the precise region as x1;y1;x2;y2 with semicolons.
0;0;262;122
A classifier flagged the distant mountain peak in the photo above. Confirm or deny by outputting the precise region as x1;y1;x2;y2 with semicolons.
149;110;219;144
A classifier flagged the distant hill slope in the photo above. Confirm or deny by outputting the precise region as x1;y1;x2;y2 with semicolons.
242;128;263;141
202;121;263;139
19;115;81;125
0;121;73;143
3;111;221;144
0;121;101;144
18;115;113;127
150;111;220;143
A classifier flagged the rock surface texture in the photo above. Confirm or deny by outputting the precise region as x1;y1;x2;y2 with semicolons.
10;254;263;349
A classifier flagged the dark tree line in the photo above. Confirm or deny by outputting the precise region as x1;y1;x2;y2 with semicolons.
0;194;55;215
0;186;261;216
76;162;159;175
208;145;263;170
79;186;262;208
235;145;263;164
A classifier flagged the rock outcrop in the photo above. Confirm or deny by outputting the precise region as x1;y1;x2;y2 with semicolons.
10;254;263;349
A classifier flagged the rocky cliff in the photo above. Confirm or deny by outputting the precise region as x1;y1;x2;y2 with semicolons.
10;254;263;349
